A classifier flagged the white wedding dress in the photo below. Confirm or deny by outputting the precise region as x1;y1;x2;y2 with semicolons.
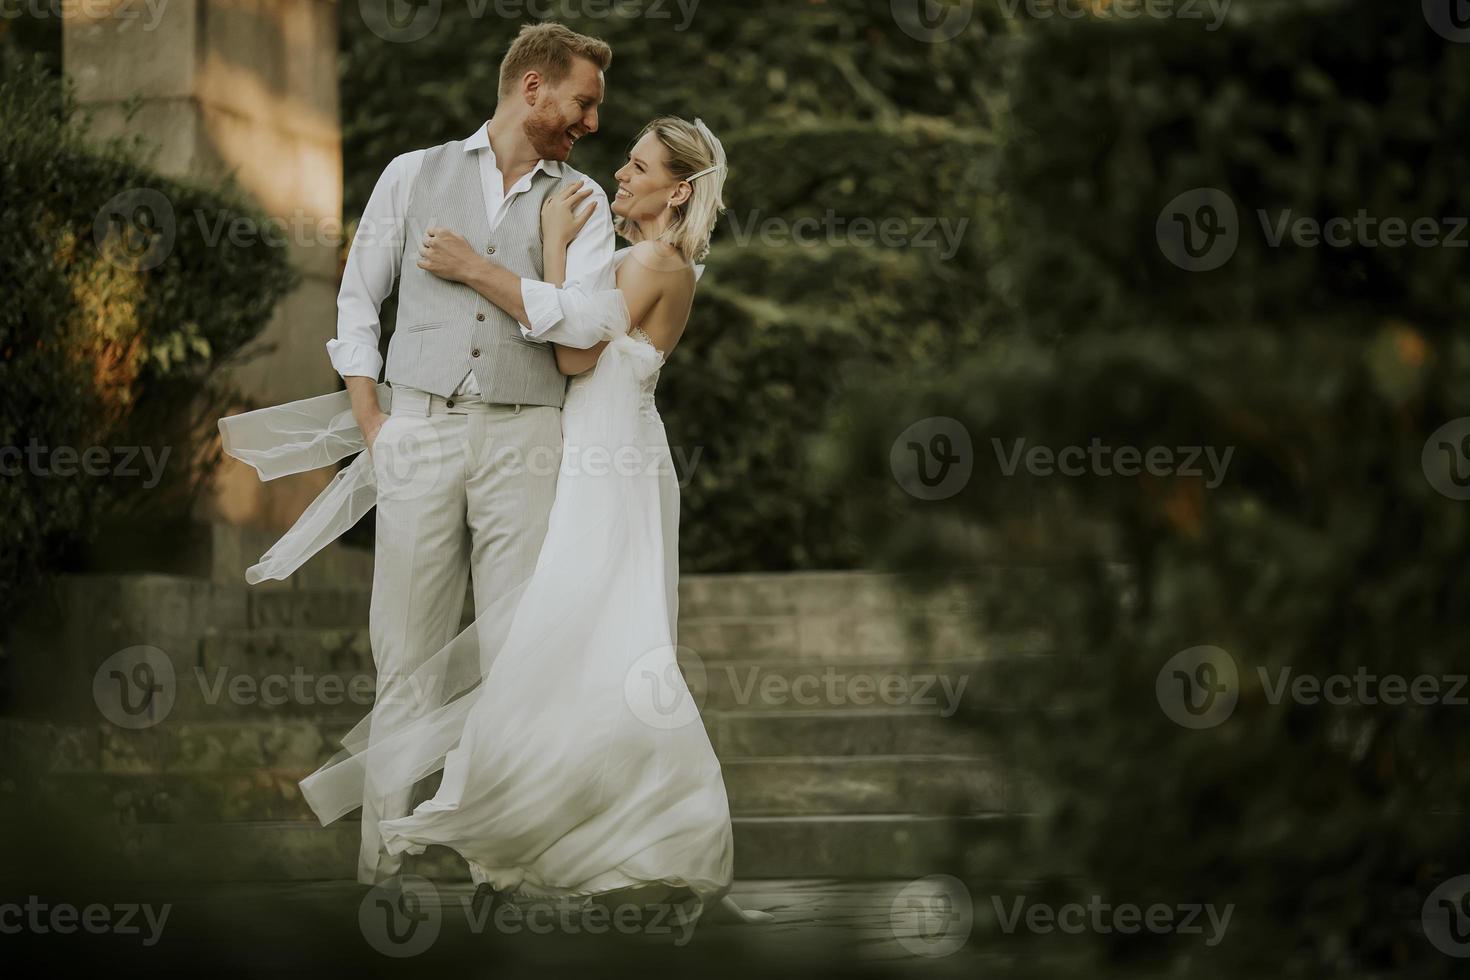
220;250;766;921
370;319;736;902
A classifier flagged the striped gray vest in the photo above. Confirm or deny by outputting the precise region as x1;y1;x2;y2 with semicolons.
386;140;568;405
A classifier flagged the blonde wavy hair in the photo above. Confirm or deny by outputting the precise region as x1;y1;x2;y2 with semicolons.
615;116;728;263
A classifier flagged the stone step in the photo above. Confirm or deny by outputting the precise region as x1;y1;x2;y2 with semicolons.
706;709;987;758
2;709;992;775
212;524;375;589
177;631;1006;719
243;570;996;629
97;814;1011;881
25;755;1013;824
5;570;1025;722
724;755;1012;815
195;613;1012;683
247;586;373;630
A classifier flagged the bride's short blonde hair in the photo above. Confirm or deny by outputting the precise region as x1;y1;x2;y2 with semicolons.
616;117;728;263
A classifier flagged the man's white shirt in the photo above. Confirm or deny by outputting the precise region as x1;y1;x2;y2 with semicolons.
327;123;618;395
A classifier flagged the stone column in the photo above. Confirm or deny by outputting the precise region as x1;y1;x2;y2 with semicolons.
63;0;344;544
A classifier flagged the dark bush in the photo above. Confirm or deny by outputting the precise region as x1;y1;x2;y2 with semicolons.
0;59;296;642
826;1;1470;975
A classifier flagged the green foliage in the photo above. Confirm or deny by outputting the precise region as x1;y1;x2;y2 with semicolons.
825;1;1470;975
0;58;296;636
340;0;1013;570
997;0;1470;338
0;7;60;77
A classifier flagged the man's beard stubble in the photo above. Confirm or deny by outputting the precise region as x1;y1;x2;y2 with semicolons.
524;104;572;162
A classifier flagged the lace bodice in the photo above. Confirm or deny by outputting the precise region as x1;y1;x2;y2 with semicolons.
565;324;665;420
561;247;690;420
621;325;664;420
628;325;664;402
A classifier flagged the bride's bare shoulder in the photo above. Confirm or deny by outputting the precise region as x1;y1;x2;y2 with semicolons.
621;241;696;283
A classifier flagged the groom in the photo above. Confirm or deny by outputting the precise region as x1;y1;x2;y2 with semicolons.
328;22;618;885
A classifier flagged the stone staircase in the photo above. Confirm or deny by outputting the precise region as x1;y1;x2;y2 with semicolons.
1;543;1037;883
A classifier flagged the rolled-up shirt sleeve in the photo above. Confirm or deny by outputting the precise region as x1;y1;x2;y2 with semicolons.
329;150;424;380
519;179;618;348
325;337;385;380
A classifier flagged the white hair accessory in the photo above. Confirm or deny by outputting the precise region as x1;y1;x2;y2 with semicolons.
685;164;723;182
684;117;726;183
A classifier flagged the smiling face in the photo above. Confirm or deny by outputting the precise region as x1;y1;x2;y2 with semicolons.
612;131;689;223
523;56;604;161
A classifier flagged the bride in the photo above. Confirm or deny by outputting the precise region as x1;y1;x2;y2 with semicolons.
289;116;770;925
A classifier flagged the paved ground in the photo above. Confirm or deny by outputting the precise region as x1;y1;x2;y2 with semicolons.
3;877;1010;978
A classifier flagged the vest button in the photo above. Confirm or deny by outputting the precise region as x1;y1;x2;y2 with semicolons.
485;245;496;255
471;348;481;358
476;313;486;321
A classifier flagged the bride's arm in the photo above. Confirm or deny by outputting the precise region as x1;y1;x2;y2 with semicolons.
553;243;693;375
414;182;615;348
541;182;592;288
541;183;607;375
554;339;607;376
544;234;599;375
